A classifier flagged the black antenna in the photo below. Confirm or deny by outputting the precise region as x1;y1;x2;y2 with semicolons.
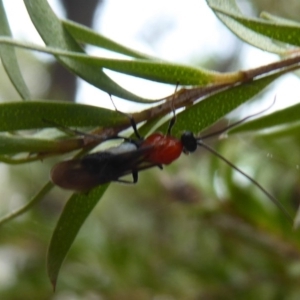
198;140;293;223
199;98;276;141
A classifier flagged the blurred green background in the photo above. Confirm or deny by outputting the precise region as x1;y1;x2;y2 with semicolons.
1;0;300;299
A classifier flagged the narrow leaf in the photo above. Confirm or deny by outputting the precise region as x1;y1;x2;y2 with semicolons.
230;103;300;134
160;73;282;136
211;5;300;47
23;0;151;102
0;181;53;226
252;123;300;141
63;20;153;59
260;12;300;26
0;37;240;86
207;0;288;54
0;0;30;99
0;134;82;155
47;185;108;290
0;101;126;131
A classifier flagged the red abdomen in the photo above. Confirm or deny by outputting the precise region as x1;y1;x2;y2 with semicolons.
142;133;183;165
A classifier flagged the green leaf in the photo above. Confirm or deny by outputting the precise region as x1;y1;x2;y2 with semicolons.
0;37;239;86
0;181;53;226
0;0;30;99
207;0;289;54
72;55;227;86
23;0;152;103
47;185;108;290
0;101;126;131
254;122;300;142
230;103;300;134
211;5;300;47
159;73;282;137
0;134;81;155
63;20;153;60
260;12;300;26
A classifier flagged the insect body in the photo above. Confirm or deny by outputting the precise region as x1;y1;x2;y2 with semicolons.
50;132;189;192
50;119;199;192
50;98;291;221
51;141;155;192
141;133;185;164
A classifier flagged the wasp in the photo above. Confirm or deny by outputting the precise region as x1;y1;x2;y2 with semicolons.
50;94;291;220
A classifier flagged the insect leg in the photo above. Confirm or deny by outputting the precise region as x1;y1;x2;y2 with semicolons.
167;83;179;136
109;95;142;140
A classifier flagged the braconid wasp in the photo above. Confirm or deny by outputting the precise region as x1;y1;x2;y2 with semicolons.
50;91;292;221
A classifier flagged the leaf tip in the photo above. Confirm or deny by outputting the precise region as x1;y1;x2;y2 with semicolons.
50;277;57;292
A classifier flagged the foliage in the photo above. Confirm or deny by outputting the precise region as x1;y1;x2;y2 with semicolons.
1;0;300;298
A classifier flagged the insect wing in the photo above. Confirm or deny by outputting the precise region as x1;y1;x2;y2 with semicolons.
51;145;155;192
